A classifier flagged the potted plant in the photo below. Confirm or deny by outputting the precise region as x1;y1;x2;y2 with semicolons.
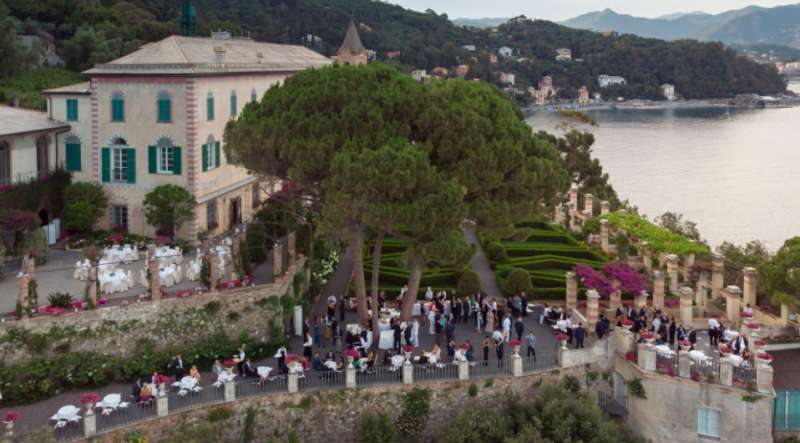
80;393;101;415
402;345;414;362
755;352;773;366
557;333;568;350
754;339;767;351
223;359;236;375
2;411;20;436
639;331;656;344
622;319;634;330
509;339;522;357
746;322;760;332
740;310;753;319
679;339;692;351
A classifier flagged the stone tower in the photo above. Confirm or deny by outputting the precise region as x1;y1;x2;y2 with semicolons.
181;0;197;37
336;20;367;66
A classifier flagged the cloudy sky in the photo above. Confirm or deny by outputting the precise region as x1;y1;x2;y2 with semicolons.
390;0;798;21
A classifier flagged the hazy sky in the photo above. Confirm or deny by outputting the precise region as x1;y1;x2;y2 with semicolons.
391;0;799;21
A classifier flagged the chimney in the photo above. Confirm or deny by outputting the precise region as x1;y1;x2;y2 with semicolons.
214;46;226;65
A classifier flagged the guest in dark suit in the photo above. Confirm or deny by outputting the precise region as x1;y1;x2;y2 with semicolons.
574;323;586;349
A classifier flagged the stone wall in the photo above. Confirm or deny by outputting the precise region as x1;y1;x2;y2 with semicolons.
560;337;614;371
0;259;304;363
92;366;586;443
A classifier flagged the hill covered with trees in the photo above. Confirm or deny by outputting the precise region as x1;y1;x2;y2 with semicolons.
0;0;787;106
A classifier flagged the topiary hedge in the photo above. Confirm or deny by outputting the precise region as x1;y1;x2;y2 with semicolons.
485;242;508;263
456;269;481;297
504;267;532;296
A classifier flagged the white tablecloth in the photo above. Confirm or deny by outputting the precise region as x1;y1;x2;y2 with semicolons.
688;350;711;364
724;330;740;342
155;247;180;266
73;260;90;280
159;266;178;287
725;354;744;367
99;271;132;294
655;345;676;356
378;330;395;350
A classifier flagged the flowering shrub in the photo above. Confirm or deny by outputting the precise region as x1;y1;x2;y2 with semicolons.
2;412;20;423
509;340;522;348
80;393;101;405
403;345;415;353
574;262;646;297
557;333;568;342
625;352;636;362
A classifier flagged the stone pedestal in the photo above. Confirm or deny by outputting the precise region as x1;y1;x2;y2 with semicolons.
643;345;656;372
458;360;469;380
600;200;610;216
781;304;790;327
273;242;283;276
565;272;578;312
635;291;649;309
147;244;161;299
640;242;652;274
569;184;579;215
711;253;725;299
757;365;774;395
586;289;600;334
512;354;523;377
725;286;743;327
615;328;635;356
402;361;413;385
554;204;566;225
83;412;96;437
678;353;691;378
16;272;30;319
743;267;757;309
224;380;236;402
637;343;648;369
719;358;734;386
569;203;580;233
346;366;356;388
288;372;298;393
86;261;98;307
679;287;694;327
600;220;610;254
695;272;708;308
652;271;665;310
584;193;594;216
666;254;679;293
288;231;297;265
156;395;168;417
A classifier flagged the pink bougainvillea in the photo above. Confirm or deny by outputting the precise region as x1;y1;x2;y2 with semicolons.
574;262;647;298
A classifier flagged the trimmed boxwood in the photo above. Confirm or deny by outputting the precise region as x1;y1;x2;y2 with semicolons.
456;269;481;297
504;267;532;296
485;242;508;262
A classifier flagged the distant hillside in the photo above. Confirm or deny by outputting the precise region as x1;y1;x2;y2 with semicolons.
562;4;800;49
452;17;509;28
0;0;787;101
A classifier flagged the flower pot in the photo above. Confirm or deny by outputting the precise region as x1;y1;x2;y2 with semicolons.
512;345;521;357
4;420;14;436
225;366;234;375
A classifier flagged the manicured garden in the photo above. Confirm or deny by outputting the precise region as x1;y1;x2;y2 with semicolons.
362;237;464;299
485;221;608;300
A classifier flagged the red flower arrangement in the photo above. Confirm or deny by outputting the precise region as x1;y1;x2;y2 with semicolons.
664;299;679;308
756;352;773;362
746;322;760;330
402;345;415;353
639;331;655;340
509;340;522;348
557;333;568;342
2;411;20;423
72;301;83;310
754;339;767;347
223;359;237;369
625;351;636;362
109;234;124;244
622;319;634;327
156;235;170;246
80;393;101;405
679;339;691;348
719;344;731;355
158;375;172;385
40;306;66;316
740;311;753;318
98;297;108;306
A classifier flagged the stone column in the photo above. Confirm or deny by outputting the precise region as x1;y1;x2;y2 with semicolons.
643;345;656;372
719;358;734;387
615;328;635;356
346;366;356;388
639;242;652;274
565;272;578;313
683;253;695;281
273;242;283;277
725;286;742;327
781;304;790;327
711;253;725;299
568;203;580;233
458;360;469;381
743;267;757;309
402;361;413;385
224;380;236;402
637;343;648;369
554;204;566;225
652;271;665;310
512;354;523;376
679;287;694;327
86;260;98;308
635;290;649;309
147;244;161;299
288;372;299;393
16;272;30;319
610;289;621;314
288;231;297;265
586;289;600;334
666;254;679;293
678;353;691;378
695;271;708;308
600;200;610;216
757;365;774;395
83;412;96;438
600;219;610;254
156;395;168;417
584;193;594;217
569;184;579;216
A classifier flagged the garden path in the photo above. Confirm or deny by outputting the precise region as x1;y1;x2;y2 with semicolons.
311;247;353;320
463;226;503;298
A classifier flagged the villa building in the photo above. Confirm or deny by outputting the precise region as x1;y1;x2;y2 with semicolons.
598;75;627;88
498;46;514;58
410;70;427;82
44;33;330;239
455;64;470;78
555;47;572;62
661;83;676;101
0;105;70;186
578;86;590;104
488;54;498;64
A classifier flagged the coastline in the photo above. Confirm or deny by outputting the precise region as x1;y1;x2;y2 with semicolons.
525;97;800;114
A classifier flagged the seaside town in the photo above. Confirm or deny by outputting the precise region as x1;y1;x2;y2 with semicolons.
0;0;799;442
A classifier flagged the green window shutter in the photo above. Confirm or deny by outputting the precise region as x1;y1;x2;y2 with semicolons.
101;147;110;183
112;99;124;121
148;146;157;174
158;99;171;122
66;143;81;172
202;144;208;172
173;147;182;175
230;95;237;117
207;97;214;121
215;141;221;168
126;148;136;184
66;99;78;121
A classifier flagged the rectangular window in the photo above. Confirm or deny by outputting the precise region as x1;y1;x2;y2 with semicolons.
111;98;124;122
65;143;81;172
698;407;721;438
0;143;9;186
111;205;128;231
158;99;172;123
230;94;237;117
252;182;260;211
66;99;78;121
158;147;173;174
207;200;218;230
112;148;128;183
207;97;214;121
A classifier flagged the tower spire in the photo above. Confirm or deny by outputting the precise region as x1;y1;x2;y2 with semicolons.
181;0;197;37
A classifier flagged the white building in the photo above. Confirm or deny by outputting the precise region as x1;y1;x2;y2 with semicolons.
498;72;515;85
44;34;330;238
498;46;514;58
555;48;572;62
598;75;627;88
411;70;427;82
462;45;476;52
661;83;676;101
0;105;69;186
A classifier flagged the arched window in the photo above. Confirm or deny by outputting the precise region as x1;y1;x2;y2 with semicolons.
250;88;257;104
103;136;135;184
157;91;172;123
64;134;82;172
154;136;175;174
207;92;214;121
230;90;237;117
203;134;219;171
0;141;9;185
36;136;49;177
111;92;125;122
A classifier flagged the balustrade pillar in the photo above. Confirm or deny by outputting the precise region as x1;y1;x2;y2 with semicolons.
156;395;168;417
641;242;652;274
743;267;757;309
565;272;578;313
584;193;594;217
586;289;600;334
666;254;679;293
695;271;708;308
147;244;161;299
512;354;523;377
652;271;665;310
346;366;356;388
288;231;297;265
458;360;469;380
288;372;299;393
569;184;579;216
711;253;725;299
16;272;30;320
635;290;648;310
83;412;96;438
757;365;774;395
224;380;236;402
600;219;610;254
678;353;691;378
719;358;734;386
273;242;283;277
679;287;694;327
402;361;413;385
725;286;742;327
600;200;610;216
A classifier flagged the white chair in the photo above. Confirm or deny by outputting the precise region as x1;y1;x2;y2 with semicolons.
101;281;113;295
140;269;148;287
